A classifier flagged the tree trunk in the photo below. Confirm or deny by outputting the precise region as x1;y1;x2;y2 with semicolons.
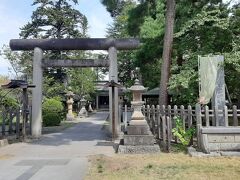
159;0;176;106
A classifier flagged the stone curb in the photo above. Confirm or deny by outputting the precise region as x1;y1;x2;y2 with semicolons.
188;146;240;157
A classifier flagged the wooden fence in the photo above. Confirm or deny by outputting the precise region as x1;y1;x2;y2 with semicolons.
123;104;240;151
0;106;31;140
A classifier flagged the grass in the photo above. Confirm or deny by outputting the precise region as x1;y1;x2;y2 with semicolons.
86;153;240;180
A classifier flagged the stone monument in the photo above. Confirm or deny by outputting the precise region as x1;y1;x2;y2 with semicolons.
118;79;160;153
66;90;74;121
78;97;88;117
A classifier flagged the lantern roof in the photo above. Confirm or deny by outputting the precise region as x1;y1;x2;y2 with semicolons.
128;79;147;92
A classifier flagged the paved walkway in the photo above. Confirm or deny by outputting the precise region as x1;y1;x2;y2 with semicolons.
0;112;114;180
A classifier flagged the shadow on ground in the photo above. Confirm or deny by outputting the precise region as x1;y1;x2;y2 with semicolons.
29;117;112;147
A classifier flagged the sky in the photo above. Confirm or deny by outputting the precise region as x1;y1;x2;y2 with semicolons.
0;0;113;77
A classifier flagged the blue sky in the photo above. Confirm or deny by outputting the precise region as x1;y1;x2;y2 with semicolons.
0;0;113;77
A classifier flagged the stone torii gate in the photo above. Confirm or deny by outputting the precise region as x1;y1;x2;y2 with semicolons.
10;38;140;138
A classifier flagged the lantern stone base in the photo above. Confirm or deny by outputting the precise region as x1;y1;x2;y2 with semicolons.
78;107;88;118
127;125;150;135
118;124;160;153
66;114;75;121
124;134;155;145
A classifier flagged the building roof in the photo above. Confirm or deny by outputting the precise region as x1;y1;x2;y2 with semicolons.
143;87;159;96
1;80;35;89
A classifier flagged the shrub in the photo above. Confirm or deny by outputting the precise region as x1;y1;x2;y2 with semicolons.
42;98;64;126
172;116;195;146
42;98;64;113
43;112;61;126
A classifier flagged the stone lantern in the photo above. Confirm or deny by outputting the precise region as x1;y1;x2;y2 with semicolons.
118;79;160;154
128;79;147;126
66;90;74;121
88;101;93;112
78;96;88;117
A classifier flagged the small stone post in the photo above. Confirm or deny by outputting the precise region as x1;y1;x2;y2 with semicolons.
66;90;74;120
32;47;43;138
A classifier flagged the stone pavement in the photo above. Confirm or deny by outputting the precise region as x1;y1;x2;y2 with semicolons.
0;112;114;180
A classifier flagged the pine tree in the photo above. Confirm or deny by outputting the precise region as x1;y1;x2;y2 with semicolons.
20;0;87;39
19;0;89;87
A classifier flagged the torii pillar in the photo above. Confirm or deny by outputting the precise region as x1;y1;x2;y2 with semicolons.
32;47;43;138
109;46;120;137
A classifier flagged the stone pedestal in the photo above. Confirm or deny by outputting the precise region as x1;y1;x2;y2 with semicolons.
119;79;160;154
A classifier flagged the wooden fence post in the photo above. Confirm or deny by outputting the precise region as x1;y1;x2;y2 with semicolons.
233;105;238;126
16;108;20;139
167;105;172;141
180;105;185;130
204;105;209;127
9;109;13;135
156;105;160;139
166;116;171;152
147;105;150;124
224;105;228;127
188;105;193;129
214;106;218;126
124;104;128;130
173;105;178;143
162;115;167;150
151;105;156;134
2;109;6;137
196;103;202;149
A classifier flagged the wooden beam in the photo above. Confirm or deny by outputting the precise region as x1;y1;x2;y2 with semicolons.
42;59;109;68
10;38;140;51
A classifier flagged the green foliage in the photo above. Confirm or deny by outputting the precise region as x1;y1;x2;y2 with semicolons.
42;98;64;113
42;98;64;126
20;0;87;39
172;116;195;146
140;1;165;39
101;0;126;17
0;76;20;109
1;46;32;78
43;76;65;98
43;112;61;126
168;66;198;105
0;94;19;109
68;68;97;99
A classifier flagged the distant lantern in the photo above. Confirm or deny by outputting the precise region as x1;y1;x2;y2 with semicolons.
66;89;75;121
